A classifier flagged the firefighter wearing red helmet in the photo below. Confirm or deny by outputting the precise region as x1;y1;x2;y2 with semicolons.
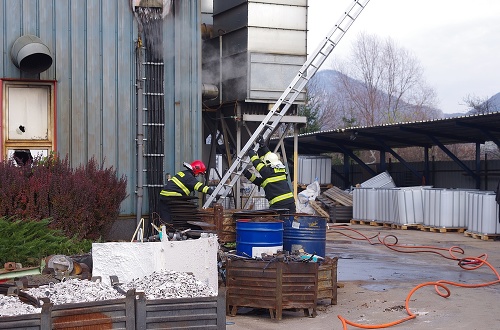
159;160;218;224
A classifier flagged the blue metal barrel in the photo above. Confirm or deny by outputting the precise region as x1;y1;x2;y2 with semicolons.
236;220;284;258
282;215;327;257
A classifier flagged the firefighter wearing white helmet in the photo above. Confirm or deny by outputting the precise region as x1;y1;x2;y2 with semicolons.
263;152;285;169
243;145;296;214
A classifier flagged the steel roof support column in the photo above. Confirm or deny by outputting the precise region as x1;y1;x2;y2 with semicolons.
337;144;377;177
379;150;386;172
375;139;423;183
424;147;430;186
427;134;479;183
476;142;481;189
343;154;350;189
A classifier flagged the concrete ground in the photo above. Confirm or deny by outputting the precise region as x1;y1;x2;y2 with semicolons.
225;223;500;330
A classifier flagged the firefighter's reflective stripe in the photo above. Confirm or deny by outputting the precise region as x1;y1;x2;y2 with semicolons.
171;176;190;195
248;173;257;182
250;154;259;162
269;192;294;205
194;182;210;193
261;174;287;188
256;163;265;171
160;190;183;197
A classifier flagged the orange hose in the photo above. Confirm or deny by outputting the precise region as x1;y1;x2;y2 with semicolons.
328;226;500;329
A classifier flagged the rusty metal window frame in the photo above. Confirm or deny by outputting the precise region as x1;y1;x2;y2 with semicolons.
1;79;56;161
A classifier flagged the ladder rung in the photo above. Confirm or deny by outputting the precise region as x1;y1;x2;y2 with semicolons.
143;62;164;66
144;154;164;157
144;92;165;96
143;123;165;126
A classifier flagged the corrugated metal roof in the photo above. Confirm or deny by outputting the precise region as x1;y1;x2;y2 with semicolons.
274;112;500;154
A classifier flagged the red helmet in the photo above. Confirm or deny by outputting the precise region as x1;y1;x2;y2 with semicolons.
190;160;207;176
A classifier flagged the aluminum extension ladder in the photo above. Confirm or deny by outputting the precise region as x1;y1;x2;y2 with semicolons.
203;0;371;208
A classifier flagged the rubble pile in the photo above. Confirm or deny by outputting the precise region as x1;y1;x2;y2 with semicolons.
0;269;216;317
0;295;41;317
26;278;124;305
123;270;216;299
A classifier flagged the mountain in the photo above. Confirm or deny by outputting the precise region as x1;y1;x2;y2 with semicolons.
309;70;500;123
465;92;500;115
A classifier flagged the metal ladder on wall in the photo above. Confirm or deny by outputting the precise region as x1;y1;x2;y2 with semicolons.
203;0;370;209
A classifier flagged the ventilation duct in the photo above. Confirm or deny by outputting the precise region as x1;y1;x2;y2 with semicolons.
11;35;53;74
202;83;219;100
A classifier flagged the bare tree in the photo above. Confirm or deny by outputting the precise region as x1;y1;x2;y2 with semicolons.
462;94;498;114
333;32;439;126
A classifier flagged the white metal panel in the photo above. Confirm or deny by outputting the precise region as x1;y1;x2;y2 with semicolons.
456;189;476;229
352;188;360;220
250;0;307;5
360;171;396;188
376;188;386;222
397;186;426;225
247;28;306;54
248;52;306;102
366;188;378;221
479;193;499;234
411;188;425;224
297;155;332;185
390;188;400;224
439;190;455;228
248;2;307;30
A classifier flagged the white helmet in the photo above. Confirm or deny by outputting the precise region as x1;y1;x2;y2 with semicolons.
264;152;285;169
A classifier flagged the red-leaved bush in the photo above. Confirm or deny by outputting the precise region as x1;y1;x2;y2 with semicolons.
0;153;127;240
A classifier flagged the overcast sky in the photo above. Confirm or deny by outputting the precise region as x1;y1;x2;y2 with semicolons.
307;0;500;114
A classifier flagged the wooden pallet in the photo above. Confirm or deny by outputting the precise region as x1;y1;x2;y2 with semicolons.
420;226;466;233
390;223;420;230
310;200;330;219
464;231;500;241
369;221;392;228
350;219;370;225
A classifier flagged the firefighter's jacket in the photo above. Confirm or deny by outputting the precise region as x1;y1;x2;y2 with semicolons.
243;148;294;206
160;169;214;197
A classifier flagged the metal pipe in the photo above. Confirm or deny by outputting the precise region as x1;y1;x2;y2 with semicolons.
293;124;299;200
136;38;144;226
202;83;219;100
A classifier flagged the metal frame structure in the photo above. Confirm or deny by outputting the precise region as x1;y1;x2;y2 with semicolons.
272;112;500;190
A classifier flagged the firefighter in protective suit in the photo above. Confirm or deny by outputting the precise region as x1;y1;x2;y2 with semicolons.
243;145;296;214
159;160;218;224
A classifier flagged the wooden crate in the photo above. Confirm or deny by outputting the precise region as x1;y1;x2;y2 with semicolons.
226;259;318;320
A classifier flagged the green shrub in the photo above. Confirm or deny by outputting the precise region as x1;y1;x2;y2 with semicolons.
0;218;93;267
0;153;127;240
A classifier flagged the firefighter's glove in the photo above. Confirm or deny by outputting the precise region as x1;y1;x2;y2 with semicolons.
258;136;267;147
243;169;251;179
247;149;256;157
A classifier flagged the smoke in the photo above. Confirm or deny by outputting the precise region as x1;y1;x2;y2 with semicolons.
202;37;247;101
135;7;164;61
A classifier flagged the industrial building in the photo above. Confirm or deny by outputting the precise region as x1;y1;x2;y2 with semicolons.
0;0;311;233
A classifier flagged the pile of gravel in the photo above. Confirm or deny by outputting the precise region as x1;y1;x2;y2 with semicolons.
122;270;216;299
0;295;41;317
0;269;216;317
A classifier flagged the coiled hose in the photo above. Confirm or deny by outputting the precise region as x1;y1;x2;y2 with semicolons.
329;225;500;329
